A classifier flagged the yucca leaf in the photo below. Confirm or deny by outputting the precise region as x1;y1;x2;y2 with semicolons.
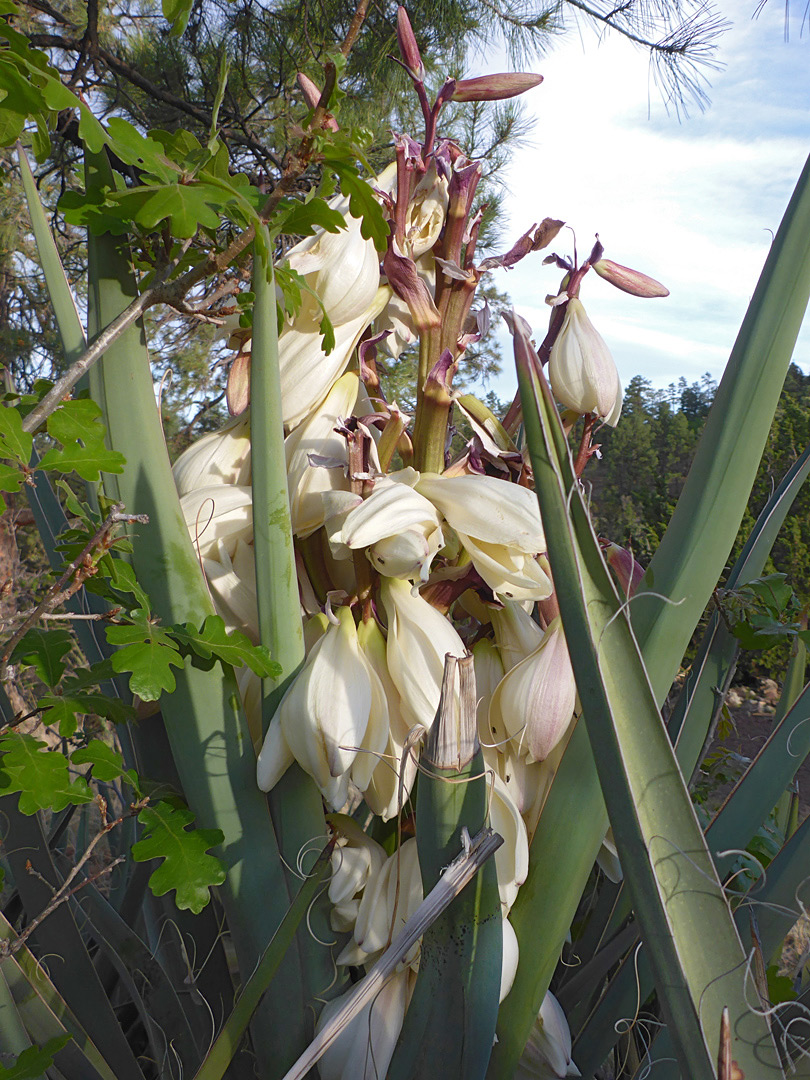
389;656;502;1080
0;931;116;1080
669;442;810;778
496;329;780;1076
18;147;85;368
66;879;200;1077
250;242;337;1054
746;811;810;964
81;150;299;1072
633;150;810;704
706;681;810;880
0;966;34;1067
192;839;335;1080
249;241;305;723
0;805;145;1080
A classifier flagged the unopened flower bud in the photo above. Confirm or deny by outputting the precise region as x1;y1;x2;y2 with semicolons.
592;258;669;298
396;6;425;80
451;73;543;101
602;540;645;597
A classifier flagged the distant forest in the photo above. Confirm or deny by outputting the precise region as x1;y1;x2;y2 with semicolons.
585;363;810;679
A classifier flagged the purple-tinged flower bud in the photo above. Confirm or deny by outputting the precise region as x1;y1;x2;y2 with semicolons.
296;73;340;131
592;258;669;298
396;6;425;81
451;72;543;101
602;540;645;597
383;243;441;331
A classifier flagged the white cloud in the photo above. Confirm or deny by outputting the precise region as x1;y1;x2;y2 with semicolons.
481;0;810;401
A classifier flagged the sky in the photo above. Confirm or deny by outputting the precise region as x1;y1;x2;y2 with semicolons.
480;0;810;402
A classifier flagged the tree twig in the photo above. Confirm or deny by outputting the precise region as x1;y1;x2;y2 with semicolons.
0;503;145;671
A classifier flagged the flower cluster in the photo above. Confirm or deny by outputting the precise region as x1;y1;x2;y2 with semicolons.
172;10;666;1074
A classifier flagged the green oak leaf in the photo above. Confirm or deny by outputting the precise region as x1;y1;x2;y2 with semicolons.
0;403;33;463
106;611;184;700
10;627;73;687
37;442;126;482
40;690;135;737
274;196;347;238
131;802;226;913
328;161;389;252
105;117;178;182
0;732;93;813
161;0;192;36
172;615;282;678
0;1036;72;1080
45;398;109;449
72;739;138;787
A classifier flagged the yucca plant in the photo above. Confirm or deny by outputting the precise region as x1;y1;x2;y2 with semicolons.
1;4;810;1079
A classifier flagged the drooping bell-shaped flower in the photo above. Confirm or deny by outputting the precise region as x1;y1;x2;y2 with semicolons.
501;916;520;1003
316;966;413;1080
491;600;544;672
203;536;259;640
489;616;577;763
172;414;251;497
356;618;418;820
342;472;444;583
515;991;581;1079
489;771;529;916
328;816;388;932
256;605;371;809
415;473;552;601
548;297;622;425
472;637;506;752
338;836;424;968
180;485;253;562
380;577;466;731
285;371;360;538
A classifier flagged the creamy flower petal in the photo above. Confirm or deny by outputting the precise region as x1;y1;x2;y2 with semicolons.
172;415;251;496
548;297;621;424
489;772;529;915
381;577;466;731
416;473;545;552
501;916;520;1003
285;372;359;537
181;486;253;561
458;533;553;601
316;966;411;1080
490;617;576;762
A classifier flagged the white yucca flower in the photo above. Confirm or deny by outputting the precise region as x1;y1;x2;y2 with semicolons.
338;836;423;968
328;818;387;933
180;485;253;562
285;371;361;538
256;606;371;809
342;471;444;583
491;600;544;672
356;618;418;821
489;771;530;916
472;637;506;752
415;473;552;601
172;414;251;497
275;162;447;429
501;916;520;1003
515;991;581;1078
548;297;622;426
489;617;576;763
380;577;466;731
315;966;413;1080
